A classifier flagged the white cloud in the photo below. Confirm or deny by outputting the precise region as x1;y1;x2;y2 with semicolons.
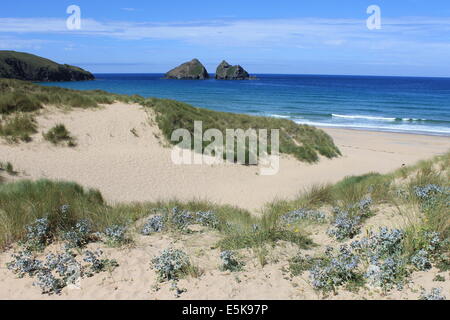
0;16;449;51
0;35;50;50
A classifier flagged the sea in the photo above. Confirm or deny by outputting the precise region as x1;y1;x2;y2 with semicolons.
39;74;450;136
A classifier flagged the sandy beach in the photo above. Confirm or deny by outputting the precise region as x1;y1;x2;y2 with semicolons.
1;102;449;212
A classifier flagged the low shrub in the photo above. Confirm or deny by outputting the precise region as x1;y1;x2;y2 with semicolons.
327;209;361;240
220;250;244;272
62;219;92;249
309;245;361;294
24;218;52;251
7;250;42;278
0;161;15;175
141;215;165;235
141;208;220;235
104;225;128;247
43;124;76;147
282;208;327;224
0;113;37;142
152;248;191;281
419;287;446;300
7;246;118;295
83;250;118;276
289;254;322;276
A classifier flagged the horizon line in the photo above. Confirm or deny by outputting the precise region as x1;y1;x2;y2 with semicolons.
89;72;450;79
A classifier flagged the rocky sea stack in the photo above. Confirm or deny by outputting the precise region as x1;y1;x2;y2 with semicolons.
165;59;209;80
215;60;251;80
0;51;94;82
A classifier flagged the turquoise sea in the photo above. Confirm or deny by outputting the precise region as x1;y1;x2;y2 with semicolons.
40;74;450;136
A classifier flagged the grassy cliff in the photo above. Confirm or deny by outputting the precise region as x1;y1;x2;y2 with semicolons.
0;51;94;82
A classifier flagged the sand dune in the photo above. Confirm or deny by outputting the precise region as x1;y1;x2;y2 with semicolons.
1;209;448;300
1;102;449;213
1;102;449;300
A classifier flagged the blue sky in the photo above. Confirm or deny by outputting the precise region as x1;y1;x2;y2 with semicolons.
1;0;450;76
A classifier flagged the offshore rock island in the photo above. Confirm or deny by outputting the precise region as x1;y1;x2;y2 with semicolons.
164;59;210;80
215;60;252;80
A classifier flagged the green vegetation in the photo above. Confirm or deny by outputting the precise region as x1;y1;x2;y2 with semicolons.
289;254;322;276
0;79;136;112
0;113;37;142
43;124;76;147
0;178;314;252
143;98;341;163
0;50;94;82
0;90;42;114
0;161;16;175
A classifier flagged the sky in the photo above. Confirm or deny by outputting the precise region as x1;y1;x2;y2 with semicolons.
1;0;450;77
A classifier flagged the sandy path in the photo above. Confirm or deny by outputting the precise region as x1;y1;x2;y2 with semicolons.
1;103;449;212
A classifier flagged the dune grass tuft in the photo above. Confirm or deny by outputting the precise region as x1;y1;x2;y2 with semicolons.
0;161;16;175
0;113;37;142
43;124;76;147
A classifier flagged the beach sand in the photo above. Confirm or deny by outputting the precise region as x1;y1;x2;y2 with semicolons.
1;102;449;212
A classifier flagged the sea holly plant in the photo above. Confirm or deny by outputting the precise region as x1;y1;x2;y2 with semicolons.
350;227;405;260
410;249;432;271
364;256;408;291
327;197;374;241
152;248;191;281
282;208;327;224
308;245;361;294
350;196;373;218
62;219;92;249
43;250;81;287
7;250;42;278
414;184;448;200
141;208;220;236
195;211;220;229
220;250;244;272
83;250;118;276
413;184;450;212
34;269;65;295
351;227;409;291
141;215;165;235
408;231;449;271
327;209;361;240
170;207;194;230
104;224;128;246
23;218;52;251
419;287;447;300
7;247;119;295
304;226;428;293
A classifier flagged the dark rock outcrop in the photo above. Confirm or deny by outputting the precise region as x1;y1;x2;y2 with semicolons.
0;51;94;82
215;60;251;80
165;59;209;80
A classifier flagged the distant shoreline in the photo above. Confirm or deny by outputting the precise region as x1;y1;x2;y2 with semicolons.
322;126;450;140
310;124;450;138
